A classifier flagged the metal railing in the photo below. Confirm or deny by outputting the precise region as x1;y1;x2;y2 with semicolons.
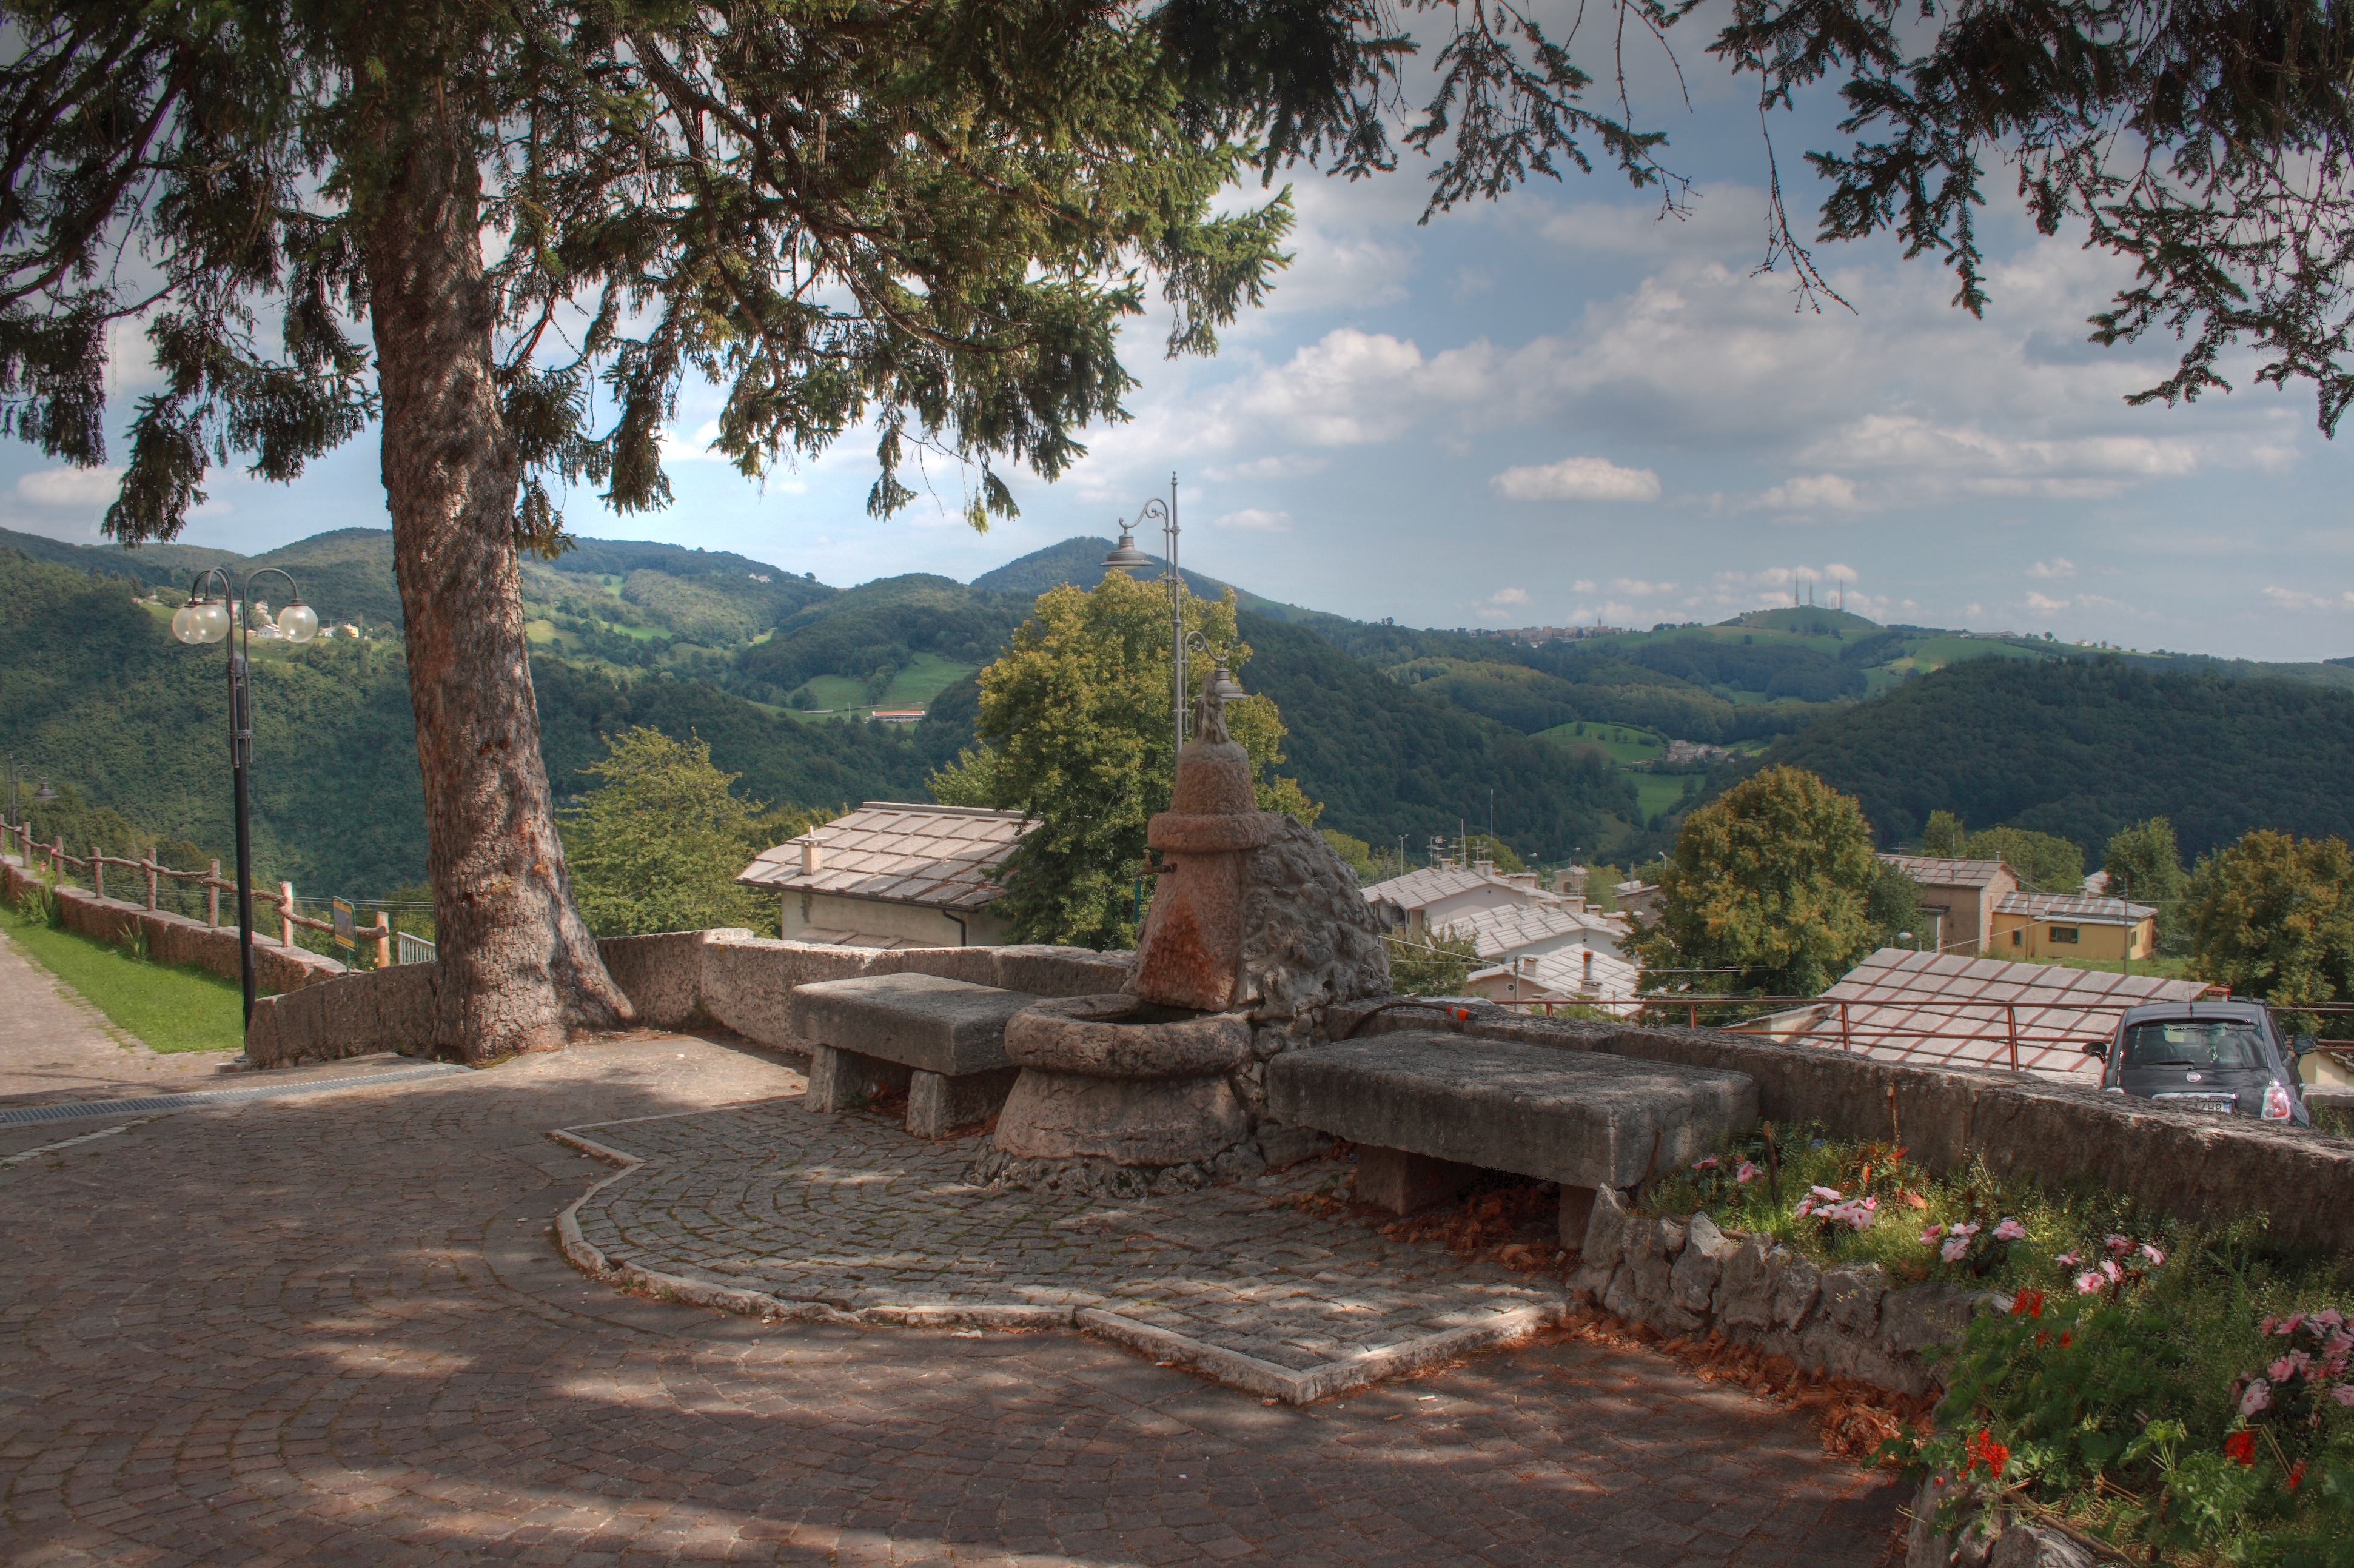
395;931;437;965
1454;990;2354;1072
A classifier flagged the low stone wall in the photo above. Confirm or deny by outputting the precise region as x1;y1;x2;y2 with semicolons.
2;854;347;997
1336;1000;2354;1260
241;926;1136;1067
1571;1186;1982;1398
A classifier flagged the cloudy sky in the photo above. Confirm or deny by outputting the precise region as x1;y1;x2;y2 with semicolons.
4;17;2350;660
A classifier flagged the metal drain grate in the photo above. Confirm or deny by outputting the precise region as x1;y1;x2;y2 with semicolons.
0;1062;468;1127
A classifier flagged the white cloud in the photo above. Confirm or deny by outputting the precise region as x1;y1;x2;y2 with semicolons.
1825;563;1860;585
1610;578;1677;597
2026;558;2077;580
1489;586;1530;605
16;467;121;508
2025;591;2072;612
1492;455;1662;503
1572;579;1598;594
1212;508;1292;532
2262;585;2339;611
1475;608;1514;623
1753;474;1860;516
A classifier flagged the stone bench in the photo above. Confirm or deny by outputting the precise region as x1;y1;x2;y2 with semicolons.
790;974;1041;1138
1266;1031;1758;1244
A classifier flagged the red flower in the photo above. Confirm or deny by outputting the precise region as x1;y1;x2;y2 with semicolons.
2225;1431;2257;1467
2290;1459;2308;1490
1966;1429;2010;1479
2011;1289;2046;1319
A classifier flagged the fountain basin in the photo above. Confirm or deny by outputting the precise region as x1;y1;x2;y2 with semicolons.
993;994;1253;1166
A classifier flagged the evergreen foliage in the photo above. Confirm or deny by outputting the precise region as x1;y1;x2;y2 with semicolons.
557;729;774;939
1630;766;1886;997
2102;817;2191;953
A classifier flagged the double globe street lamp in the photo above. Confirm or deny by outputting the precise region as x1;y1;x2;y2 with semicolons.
1102;473;1189;763
171;566;318;1043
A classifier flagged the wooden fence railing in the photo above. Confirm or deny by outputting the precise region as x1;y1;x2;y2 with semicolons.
2;817;397;968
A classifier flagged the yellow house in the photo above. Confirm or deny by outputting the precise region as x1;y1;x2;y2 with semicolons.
1990;891;2157;963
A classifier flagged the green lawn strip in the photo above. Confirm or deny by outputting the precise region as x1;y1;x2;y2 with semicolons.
1;910;246;1055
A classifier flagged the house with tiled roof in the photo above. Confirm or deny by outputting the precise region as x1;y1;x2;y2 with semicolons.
1430;899;1626;962
736;802;1033;948
1361;862;1559;933
1464;945;1644;1014
1877;854;2019;954
1991;890;2158;963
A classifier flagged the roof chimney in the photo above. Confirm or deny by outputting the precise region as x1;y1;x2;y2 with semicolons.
800;836;823;876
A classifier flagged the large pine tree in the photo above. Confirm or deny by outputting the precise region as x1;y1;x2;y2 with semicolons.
4;0;2349;1057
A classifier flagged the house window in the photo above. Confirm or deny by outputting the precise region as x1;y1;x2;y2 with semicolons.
2050;926;2080;945
2010;930;2022;948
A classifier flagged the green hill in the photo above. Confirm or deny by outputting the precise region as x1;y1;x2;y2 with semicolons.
1748;657;2354;856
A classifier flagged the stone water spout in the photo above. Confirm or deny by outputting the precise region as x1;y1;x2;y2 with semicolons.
984;663;1391;1191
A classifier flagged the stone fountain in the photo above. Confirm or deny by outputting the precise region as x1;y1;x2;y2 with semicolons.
976;663;1390;1196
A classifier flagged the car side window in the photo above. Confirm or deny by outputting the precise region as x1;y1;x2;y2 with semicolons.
2122;1020;2267;1069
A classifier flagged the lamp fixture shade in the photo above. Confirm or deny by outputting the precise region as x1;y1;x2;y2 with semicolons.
276;602;319;643
1102;525;1151;574
171;603;202;643
190;599;231;643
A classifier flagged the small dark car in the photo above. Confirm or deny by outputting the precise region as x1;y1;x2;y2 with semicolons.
2086;1001;2314;1126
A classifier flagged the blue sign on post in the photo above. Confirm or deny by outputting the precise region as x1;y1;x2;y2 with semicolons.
331;896;355;951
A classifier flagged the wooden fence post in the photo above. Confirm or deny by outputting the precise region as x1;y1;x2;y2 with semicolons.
2006;1003;2020;1071
51;836;62;879
206;860;220;928
279;881;296;948
91;846;103;901
143;850;158;912
1840;1000;1852;1051
374;911;392;970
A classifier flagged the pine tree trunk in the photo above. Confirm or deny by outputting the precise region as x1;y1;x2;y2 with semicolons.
364;106;632;1061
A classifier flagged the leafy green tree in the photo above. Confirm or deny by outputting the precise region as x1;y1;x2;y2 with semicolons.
1384;929;1480;997
2104;817;2191;954
930;572;1316;948
2187;831;2354;1033
12;2;2345;1056
1631;766;1883;997
1964;826;2086;894
1584;863;1626;911
1922;810;1968;858
558;728;771;939
1321;829;1379;885
1865;860;1924;952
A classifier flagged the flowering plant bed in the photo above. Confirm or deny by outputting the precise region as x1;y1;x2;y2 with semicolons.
1638;1123;2354;1563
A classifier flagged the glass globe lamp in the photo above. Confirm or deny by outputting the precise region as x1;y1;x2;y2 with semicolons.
275;601;319;643
171;602;202;643
191;598;230;643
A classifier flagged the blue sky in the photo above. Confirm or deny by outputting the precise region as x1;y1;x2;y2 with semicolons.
4;21;2349;660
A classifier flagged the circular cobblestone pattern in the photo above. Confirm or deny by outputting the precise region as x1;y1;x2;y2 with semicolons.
1;1034;1902;1566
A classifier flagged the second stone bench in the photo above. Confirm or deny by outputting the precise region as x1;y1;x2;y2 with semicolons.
791;973;1040;1138
1266;1031;1758;1244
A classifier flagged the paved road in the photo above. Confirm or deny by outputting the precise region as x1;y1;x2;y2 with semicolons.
1;1025;1903;1566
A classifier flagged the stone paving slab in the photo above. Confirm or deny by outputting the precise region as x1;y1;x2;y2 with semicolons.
557;1102;1572;1401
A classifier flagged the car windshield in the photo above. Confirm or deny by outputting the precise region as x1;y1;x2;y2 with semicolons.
2122;1019;2268;1070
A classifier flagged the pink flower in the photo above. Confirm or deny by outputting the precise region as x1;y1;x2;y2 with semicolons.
2313;1309;2346;1330
2056;1251;2082;1267
1994;1218;2027;1242
2326;1331;2354;1359
2281;1314;2308;1337
2101;1259;2123;1284
2241;1379;2272;1416
1692;1156;1719;1171
2261;1316;2280;1335
2076;1271;2105;1294
1922;1225;1945;1245
2333;1384;2354;1408
1811;1185;1843;1202
1735;1161;1759;1184
1942;1236;1971;1263
2272;1351;2313;1382
2105;1233;2133;1256
2139;1244;2165;1267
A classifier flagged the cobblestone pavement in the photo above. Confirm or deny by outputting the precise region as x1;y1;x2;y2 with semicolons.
1;1023;1903;1566
569;1104;1564;1385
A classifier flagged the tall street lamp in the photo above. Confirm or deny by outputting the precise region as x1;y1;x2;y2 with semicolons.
172;566;318;1042
1102;473;1184;765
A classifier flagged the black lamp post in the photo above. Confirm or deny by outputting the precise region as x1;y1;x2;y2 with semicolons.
1101;474;1185;765
172;566;318;1042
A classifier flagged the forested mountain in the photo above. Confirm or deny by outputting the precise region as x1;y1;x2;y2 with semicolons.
1746;658;2354;856
8;524;2351;902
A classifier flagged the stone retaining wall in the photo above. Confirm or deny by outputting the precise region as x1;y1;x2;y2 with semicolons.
1570;1185;1983;1398
2;854;347;997
1335;1000;2354;1259
243;926;1135;1067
